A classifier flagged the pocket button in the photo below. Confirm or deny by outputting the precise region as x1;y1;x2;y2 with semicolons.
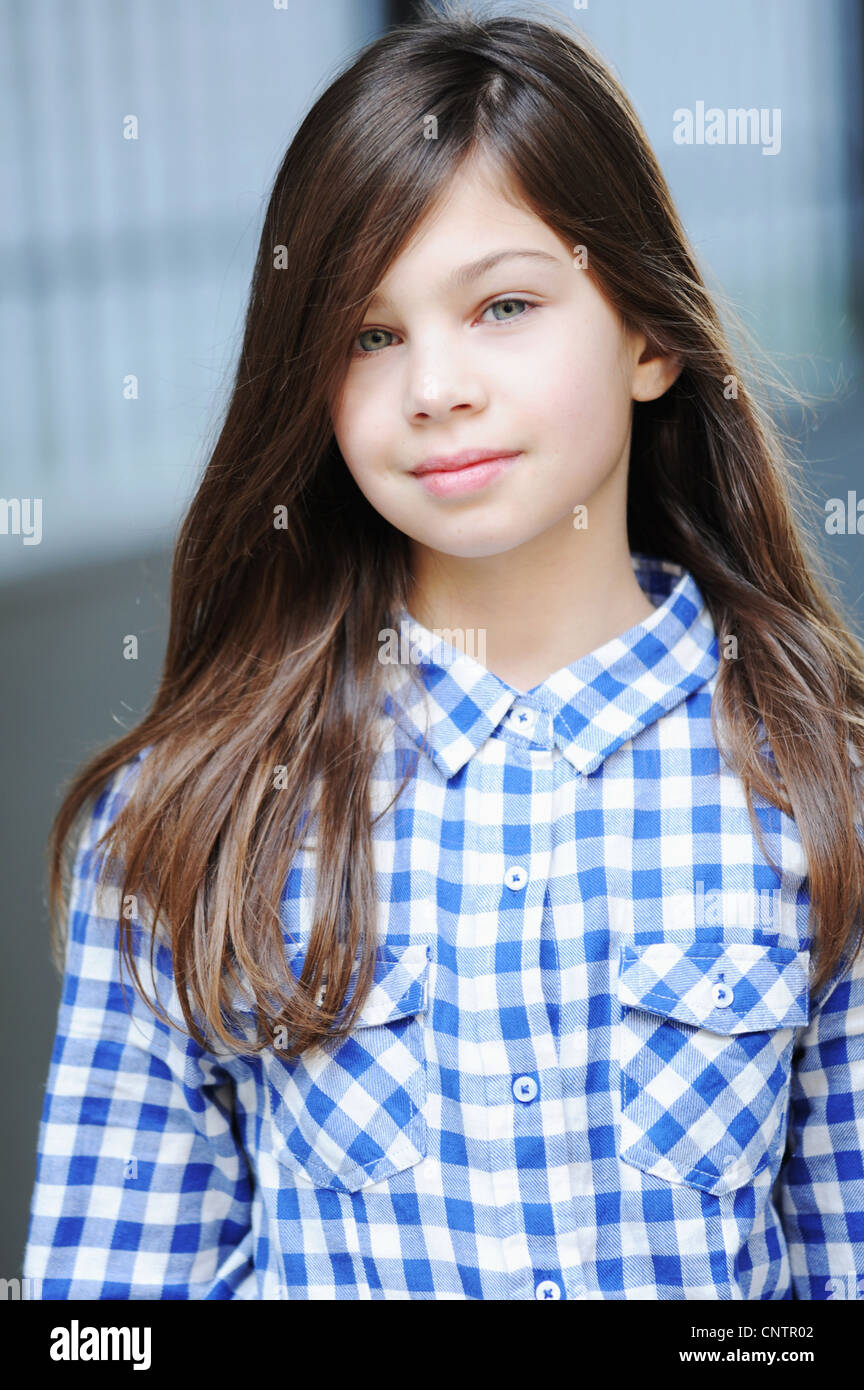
712;981;734;1008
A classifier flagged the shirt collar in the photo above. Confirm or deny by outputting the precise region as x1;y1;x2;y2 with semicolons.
381;551;719;781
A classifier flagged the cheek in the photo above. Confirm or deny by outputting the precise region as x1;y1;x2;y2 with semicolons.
331;376;386;468
534;332;632;446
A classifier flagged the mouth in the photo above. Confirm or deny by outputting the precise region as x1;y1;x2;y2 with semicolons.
410;448;521;477
409;450;522;498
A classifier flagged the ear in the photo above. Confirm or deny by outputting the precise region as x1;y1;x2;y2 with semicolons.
630;333;683;402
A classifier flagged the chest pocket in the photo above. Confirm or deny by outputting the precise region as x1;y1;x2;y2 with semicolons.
616;940;810;1196
265;943;430;1193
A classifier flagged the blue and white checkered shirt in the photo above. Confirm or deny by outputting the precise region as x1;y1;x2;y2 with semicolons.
23;552;864;1299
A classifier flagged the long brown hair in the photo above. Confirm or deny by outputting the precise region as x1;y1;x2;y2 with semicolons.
47;0;864;1059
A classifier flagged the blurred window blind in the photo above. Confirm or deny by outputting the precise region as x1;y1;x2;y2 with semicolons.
1;0;385;580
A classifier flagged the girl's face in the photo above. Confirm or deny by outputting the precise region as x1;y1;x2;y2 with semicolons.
329;156;676;563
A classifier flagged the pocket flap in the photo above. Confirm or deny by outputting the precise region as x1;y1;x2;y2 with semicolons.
285;940;431;1026
618;940;810;1033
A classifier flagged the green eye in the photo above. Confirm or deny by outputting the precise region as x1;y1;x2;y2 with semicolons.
485;297;531;320
354;327;394;357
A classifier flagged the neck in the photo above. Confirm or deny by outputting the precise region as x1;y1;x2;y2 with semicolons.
405;515;656;694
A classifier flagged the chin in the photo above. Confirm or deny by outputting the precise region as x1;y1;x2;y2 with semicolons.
427;534;535;559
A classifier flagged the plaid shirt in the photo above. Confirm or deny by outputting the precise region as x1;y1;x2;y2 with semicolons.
23;552;864;1300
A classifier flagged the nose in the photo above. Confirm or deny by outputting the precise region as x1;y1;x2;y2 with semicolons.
404;347;485;422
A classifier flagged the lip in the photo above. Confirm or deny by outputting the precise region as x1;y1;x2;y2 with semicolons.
410;448;522;476
410;451;521;498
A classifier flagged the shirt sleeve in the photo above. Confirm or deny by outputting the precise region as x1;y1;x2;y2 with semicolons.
22;758;258;1300
776;925;864;1300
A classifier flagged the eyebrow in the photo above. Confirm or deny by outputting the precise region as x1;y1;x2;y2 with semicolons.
367;248;564;310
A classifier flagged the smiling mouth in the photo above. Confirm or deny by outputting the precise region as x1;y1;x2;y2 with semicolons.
410;452;522;497
410;449;521;477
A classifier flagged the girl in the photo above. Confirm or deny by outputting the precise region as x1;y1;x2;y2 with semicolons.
23;0;864;1300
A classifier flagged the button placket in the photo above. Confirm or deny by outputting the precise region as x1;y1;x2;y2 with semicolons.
502;754;582;1301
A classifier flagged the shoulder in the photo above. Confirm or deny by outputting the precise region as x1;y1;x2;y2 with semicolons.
72;747;153;869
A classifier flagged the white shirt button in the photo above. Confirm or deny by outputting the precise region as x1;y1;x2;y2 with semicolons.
507;704;536;736
504;866;528;890
712;981;734;1008
535;1279;562;1300
513;1075;538;1103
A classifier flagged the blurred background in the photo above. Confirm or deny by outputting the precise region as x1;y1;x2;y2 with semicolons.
2;0;863;1279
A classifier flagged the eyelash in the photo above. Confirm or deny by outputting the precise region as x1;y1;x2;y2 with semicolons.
351;296;539;358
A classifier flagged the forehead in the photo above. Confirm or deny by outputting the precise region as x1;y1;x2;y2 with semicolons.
367;159;565;303
404;155;542;249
